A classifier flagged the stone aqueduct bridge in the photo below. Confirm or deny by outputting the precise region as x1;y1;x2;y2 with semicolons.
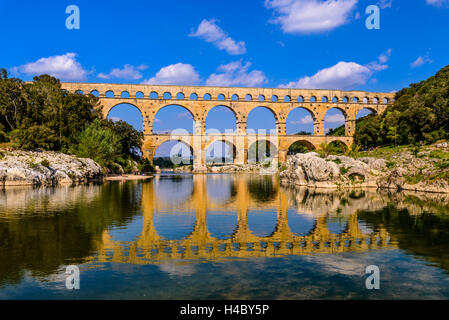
61;82;395;166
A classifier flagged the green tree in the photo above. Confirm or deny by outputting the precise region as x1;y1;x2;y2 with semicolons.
70;119;120;168
9;125;58;150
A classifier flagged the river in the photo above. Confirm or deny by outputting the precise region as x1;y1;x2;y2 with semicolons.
1;173;449;299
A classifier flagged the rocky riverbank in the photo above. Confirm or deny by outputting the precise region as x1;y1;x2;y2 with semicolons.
0;150;103;187
280;144;449;193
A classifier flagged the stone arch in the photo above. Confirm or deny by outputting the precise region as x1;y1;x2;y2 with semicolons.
176;92;185;100
356;105;378;116
90;90;99;97
217;93;225;101
297;95;304;102
286;106;316;135
150;91;158;99
135;91;144;98
271;95;278;102
163;92;172;100
205;105;237;133
105;102;144;120
152;139;195;165
248;139;278;164
324;107;347;136
121;91;130;98
284;95;291;102
105;90;114;98
152;104;195;134
245;94;252;101
231;94;239;101
321;96;329;103
204;139;237;164
326;140;349;154
246;106;279;134
287;140;316;155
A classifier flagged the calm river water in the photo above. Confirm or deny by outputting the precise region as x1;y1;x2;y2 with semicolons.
1;173;449;299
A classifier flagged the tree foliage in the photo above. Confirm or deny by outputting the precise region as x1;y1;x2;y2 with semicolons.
354;65;449;147
0;70;151;172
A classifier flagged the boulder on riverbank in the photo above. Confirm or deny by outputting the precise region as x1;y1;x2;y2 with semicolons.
0;150;103;187
280;151;449;193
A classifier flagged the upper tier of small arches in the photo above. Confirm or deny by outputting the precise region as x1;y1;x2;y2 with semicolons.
68;84;394;105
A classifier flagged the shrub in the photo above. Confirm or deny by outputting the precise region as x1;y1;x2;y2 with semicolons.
70;119;120;168
8;125;58;150
40;159;50;167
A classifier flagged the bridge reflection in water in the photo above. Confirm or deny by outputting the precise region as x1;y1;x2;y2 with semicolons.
94;175;392;264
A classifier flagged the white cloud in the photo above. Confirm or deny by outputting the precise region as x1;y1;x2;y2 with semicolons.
325;113;345;122
291;115;314;124
142;63;200;85
13;53;87;81
411;55;434;68
265;0;358;34
366;48;392;71
189;19;246;55
177;111;192;119
206;61;268;87
426;0;449;7
279;61;372;89
279;49;391;90
98;64;147;80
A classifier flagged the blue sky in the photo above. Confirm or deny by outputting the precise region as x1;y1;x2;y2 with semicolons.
1;0;448;156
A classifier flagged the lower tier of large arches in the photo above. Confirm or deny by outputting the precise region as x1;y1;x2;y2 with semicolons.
143;134;354;166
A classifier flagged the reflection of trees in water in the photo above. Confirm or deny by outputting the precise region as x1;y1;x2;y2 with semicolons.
358;206;449;275
247;176;277;202
0;181;143;287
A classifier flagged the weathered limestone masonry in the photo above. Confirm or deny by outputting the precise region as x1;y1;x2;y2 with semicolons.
61;82;394;170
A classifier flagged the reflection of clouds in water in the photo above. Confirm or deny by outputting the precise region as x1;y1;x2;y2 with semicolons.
302;254;371;277
206;211;238;239
357;220;374;235
153;210;196;240
247;209;277;237
153;177;193;205
158;263;197;277
287;209;316;235
206;176;234;204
